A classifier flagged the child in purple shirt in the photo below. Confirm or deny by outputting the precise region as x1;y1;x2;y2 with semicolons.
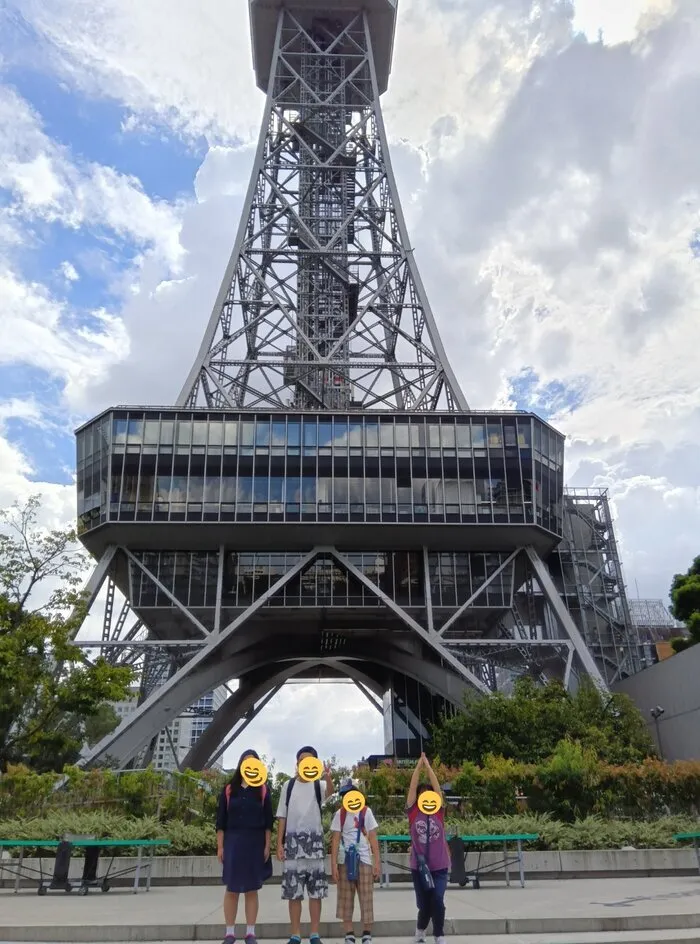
406;754;451;944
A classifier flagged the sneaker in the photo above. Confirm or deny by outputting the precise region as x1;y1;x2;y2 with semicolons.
345;936;356;944
414;932;426;944
244;936;257;944
435;937;447;944
362;934;372;944
223;937;235;944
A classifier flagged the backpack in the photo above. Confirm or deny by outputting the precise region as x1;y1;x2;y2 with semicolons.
281;778;322;843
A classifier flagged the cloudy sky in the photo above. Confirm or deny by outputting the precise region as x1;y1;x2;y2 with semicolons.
1;0;698;774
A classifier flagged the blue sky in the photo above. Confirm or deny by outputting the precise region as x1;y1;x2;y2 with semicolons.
1;0;699;772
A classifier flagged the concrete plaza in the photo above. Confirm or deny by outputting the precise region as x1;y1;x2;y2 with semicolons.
1;876;700;943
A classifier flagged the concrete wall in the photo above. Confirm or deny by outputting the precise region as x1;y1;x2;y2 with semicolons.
615;643;700;761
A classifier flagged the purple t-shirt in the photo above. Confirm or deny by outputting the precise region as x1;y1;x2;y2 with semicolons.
407;804;451;872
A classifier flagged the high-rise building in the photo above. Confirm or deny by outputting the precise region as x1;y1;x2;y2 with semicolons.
71;0;642;768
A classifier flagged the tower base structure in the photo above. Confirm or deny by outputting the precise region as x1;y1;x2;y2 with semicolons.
72;407;640;769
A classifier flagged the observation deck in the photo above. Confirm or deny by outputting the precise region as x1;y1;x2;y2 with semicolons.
76;407;564;558
249;0;398;94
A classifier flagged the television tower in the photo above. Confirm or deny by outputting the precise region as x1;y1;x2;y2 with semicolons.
71;0;640;769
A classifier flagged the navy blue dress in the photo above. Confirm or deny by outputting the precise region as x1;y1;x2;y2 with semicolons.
216;783;274;893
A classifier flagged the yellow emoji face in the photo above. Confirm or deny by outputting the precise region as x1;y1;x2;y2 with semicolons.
417;790;442;815
342;790;366;814
241;757;267;787
298;755;324;782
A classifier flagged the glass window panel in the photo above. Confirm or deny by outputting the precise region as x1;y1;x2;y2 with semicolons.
334;477;348;502
224;420;238;445
349;477;363;502
272;421;286;446
302;478;316;501
380;422;394;447
410;422;426;448
255;421;270;446
144;420;160;444
113;418;127;443
395;424;409;448
517;420;532;448
504;424;517;447
156;476;171;501
441;423;456;448
317;478;332;502
365;478;380;502
381;477;396;501
303;420;317;446
208;420;222;446
534;423;542;452
472;423;486;448
237;477;252;501
221;476;236;502
171;476;187;502
487;423;503;447
138;475;154;504
204;477;221;502
287;422;301;447
444;479;459;503
365;422;378;447
286;476;301;502
318;422;333;447
427;424;441;448
349;421;362;447
253;477;268;501
456;424;471;448
412;477;427;502
333;419;348;446
269;477;285;502
188;476;204;502
241;422;254;447
127;418;142;443
176;420;191;445
160;420;174;445
192;421;208;446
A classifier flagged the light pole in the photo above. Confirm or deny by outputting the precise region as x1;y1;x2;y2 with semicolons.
650;706;665;760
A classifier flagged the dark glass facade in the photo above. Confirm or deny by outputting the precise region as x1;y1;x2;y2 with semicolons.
76;409;565;536
127;549;515;611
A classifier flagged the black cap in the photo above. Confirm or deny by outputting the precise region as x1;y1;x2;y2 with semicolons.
296;745;318;762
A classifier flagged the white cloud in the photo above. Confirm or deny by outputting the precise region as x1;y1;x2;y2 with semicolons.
2;0;700;763
59;260;79;282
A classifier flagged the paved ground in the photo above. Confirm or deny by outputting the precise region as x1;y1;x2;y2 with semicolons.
1;876;700;942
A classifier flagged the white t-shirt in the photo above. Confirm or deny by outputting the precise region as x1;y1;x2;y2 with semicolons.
330;806;378;866
276;778;328;859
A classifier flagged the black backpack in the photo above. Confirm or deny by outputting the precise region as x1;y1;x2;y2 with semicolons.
282;778;322;841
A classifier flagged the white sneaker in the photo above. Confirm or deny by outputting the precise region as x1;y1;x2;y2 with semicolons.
414;932;426;944
435;936;447;944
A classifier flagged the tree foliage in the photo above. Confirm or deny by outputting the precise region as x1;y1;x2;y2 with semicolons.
0;496;134;772
670;555;700;653
430;678;656;768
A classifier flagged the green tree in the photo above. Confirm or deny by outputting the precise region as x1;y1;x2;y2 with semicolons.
431;678;655;767
670;556;700;653
0;496;134;772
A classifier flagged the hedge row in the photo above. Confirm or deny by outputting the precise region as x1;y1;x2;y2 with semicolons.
3;744;700;823
0;811;698;857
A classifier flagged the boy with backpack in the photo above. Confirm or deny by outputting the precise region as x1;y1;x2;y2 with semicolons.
330;779;381;944
276;746;334;944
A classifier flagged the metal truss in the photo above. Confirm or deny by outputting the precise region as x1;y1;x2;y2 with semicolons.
71;541;612;769
178;9;467;413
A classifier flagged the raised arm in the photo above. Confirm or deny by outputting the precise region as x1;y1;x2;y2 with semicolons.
406;754;424;809
423;753;442;796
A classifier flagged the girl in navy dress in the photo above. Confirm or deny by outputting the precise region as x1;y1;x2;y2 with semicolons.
216;750;273;944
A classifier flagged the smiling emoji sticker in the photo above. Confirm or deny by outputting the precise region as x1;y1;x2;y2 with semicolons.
417;790;442;815
298;756;324;782
241;757;268;787
342;789;366;814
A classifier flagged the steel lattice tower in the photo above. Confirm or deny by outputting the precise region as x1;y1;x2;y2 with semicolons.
72;0;641;769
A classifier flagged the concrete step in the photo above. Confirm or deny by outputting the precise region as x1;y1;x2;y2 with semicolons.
3;916;700;943
4;934;700;944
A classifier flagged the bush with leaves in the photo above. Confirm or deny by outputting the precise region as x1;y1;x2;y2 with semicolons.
0;497;134;772
670;555;700;653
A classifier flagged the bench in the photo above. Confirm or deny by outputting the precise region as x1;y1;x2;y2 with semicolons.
377;833;539;889
673;832;700;876
0;838;170;895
